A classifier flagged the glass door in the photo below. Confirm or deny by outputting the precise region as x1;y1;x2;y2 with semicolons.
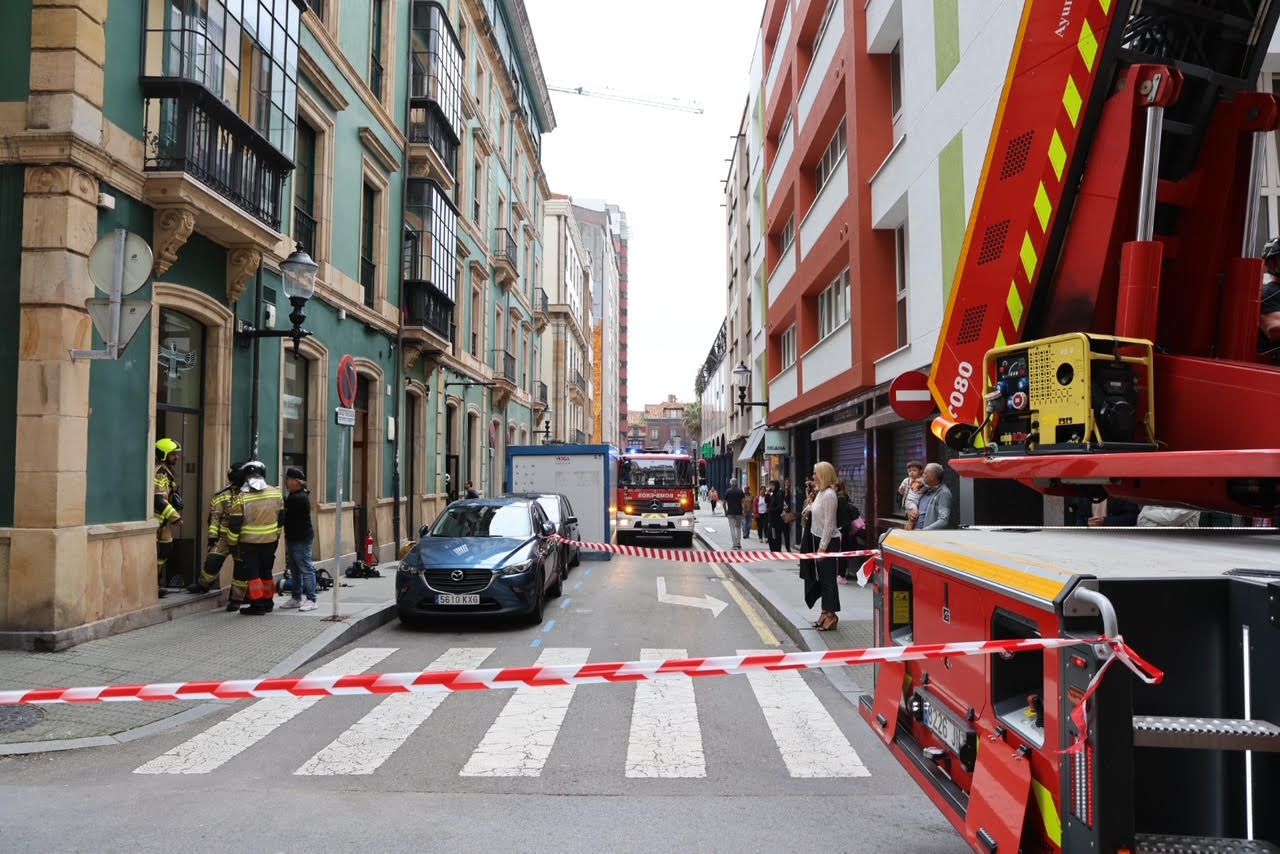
155;309;206;591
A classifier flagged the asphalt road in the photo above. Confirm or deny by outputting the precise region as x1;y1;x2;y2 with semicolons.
0;549;964;853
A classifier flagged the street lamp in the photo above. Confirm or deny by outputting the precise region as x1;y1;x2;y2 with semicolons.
733;361;768;413
538;419;552;443
237;242;319;459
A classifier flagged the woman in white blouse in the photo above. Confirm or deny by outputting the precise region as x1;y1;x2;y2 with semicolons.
805;461;841;632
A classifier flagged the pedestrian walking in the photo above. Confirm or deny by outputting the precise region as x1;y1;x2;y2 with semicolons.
153;438;183;599
279;466;318;612
834;479;859;581
740;487;754;543
723;479;745;548
465;481;479;499
708;486;720;514
188;462;245;595
226;460;285;615
766;480;784;551
801;461;841;632
755;491;768;540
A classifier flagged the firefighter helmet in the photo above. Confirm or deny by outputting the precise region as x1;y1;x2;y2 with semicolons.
1263;237;1280;260
240;460;267;480
155;438;181;457
227;461;247;487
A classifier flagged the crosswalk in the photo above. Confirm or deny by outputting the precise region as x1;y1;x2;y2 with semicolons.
133;646;871;780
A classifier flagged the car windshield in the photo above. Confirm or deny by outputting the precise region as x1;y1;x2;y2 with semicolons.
535;496;561;522
430;504;533;539
621;458;693;488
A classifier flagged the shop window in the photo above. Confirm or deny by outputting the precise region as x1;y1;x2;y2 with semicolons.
282;349;309;474
991;609;1047;746
890;567;913;644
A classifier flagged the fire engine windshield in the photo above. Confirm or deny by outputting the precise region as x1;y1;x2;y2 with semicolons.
620;459;693;488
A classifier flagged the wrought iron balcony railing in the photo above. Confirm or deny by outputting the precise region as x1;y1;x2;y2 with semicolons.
360;256;376;308
501;350;516;382
538;382;548;405
573;370;586;391
293;207;316;258
536;287;549;314
370;53;385;100
401;279;455;343
494;227;517;266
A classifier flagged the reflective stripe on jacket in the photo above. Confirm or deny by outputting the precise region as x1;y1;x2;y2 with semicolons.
226;487;284;545
154;465;179;524
207;488;234;539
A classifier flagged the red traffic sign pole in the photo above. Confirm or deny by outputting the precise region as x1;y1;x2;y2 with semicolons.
337;354;358;409
888;370;938;422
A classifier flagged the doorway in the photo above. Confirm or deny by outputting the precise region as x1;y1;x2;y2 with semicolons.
405;390;419;536
445;401;459;503
155;308;206;590
352;377;372;550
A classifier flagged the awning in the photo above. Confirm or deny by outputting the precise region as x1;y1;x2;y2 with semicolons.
811;418;864;441
737;425;767;462
862;406;907;430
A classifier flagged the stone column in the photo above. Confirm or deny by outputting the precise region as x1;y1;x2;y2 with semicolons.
4;0;108;634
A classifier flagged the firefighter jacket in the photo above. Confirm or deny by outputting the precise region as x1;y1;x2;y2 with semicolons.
154;464;180;527
226;485;284;547
206;487;235;542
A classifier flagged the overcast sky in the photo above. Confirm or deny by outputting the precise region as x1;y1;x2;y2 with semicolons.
525;0;765;410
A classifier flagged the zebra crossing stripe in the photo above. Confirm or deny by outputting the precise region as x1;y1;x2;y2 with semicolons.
626;648;705;778
132;648;396;775
459;647;590;777
293;647;495;776
739;649;870;779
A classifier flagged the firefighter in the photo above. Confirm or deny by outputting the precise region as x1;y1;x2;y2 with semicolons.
188;462;245;596
154;438;183;598
225;460;285;615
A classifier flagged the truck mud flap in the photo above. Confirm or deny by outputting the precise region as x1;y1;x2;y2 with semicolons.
964;737;1032;853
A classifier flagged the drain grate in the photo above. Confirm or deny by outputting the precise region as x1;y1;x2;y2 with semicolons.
0;704;44;735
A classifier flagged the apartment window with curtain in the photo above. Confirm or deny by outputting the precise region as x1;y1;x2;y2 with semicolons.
360;182;378;307
370;0;386;99
818;269;850;338
895;225;908;347
293;121;317;258
781;326;797;369
815;119;847;191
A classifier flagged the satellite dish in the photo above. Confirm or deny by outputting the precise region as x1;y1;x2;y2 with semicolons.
88;230;153;296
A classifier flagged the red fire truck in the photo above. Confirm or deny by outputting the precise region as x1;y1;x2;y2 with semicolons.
613;451;697;547
860;1;1280;851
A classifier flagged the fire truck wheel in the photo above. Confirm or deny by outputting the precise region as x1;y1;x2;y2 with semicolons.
676;533;694;548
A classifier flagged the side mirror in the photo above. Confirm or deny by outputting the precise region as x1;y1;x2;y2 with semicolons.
541;521;556;537
418;524;431;538
565;515;578;525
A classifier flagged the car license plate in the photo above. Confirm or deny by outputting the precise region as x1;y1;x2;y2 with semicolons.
437;593;480;605
923;698;966;756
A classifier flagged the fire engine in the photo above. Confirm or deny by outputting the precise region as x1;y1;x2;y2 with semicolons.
613;451;697;547
859;1;1280;851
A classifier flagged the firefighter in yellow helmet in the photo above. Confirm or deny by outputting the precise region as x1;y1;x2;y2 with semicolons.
225;460;285;615
154;438;183;598
188;461;246;599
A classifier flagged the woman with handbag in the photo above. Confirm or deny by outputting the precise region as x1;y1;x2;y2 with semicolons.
801;462;841;632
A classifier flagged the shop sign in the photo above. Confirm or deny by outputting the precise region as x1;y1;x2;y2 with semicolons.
764;430;789;455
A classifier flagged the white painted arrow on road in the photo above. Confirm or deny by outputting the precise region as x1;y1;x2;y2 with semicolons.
656;576;728;617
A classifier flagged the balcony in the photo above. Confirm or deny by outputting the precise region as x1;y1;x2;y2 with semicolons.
533;381;549;412
493;228;518;287
568;369;587;401
502;351;517;382
533;287;550;330
401;259;455;360
408;0;463;190
293;207;316;259
370;53;385;101
491;348;517;404
142;81;292;234
360;256;376;308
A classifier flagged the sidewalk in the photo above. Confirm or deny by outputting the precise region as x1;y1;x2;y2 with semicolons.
691;503;875;692
0;563;400;755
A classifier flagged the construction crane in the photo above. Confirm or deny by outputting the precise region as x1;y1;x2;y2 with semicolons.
547;84;704;115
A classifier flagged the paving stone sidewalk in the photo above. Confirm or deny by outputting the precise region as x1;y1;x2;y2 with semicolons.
691;503;875;691
0;566;398;753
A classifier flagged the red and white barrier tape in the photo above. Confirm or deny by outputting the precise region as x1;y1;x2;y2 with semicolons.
0;635;1160;706
554;535;880;564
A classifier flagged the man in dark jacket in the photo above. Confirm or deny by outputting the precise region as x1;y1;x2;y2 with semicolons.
723;478;746;548
766;480;785;551
280;466;318;612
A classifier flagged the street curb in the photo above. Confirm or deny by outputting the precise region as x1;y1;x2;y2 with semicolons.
693;530;869;708
0;598;399;757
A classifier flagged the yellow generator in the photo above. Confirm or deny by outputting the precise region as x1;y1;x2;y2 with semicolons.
980;333;1157;454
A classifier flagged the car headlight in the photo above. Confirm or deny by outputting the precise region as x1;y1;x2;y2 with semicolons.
500;559;535;576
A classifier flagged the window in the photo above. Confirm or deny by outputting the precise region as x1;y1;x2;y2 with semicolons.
471;157;482;223
895;225;908;347
361;182;378;307
370;0;386;100
282;349;309;474
404;178;459;300
293;121;317;258
779;215;795;253
889;42;903;119
471;287;483;357
781;326;797;369
816;0;839;46
815;119;847;191
650;427;660;441
409;0;463;175
818;269;850;338
779;110;793;144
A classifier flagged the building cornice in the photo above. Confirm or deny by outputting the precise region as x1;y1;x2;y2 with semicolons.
359;127;401;173
299;49;350;111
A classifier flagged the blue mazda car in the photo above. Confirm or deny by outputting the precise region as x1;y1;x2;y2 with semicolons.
396;497;563;627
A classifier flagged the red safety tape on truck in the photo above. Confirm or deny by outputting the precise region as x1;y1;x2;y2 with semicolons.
0;635;1161;706
552;535;880;563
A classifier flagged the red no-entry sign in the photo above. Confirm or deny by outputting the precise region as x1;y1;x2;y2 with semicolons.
889;370;937;422
337;355;357;409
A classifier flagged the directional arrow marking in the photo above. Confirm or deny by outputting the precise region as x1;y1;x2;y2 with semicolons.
656;576;728;617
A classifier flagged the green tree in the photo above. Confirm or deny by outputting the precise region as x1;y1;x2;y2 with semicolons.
683;400;702;448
